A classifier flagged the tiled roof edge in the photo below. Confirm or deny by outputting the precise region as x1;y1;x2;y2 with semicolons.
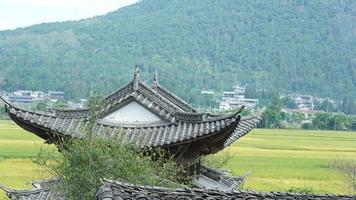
96;179;356;200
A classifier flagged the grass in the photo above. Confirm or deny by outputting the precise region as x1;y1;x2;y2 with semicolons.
0;120;355;198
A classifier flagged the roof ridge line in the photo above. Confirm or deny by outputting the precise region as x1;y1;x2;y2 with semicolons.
0;95;11;105
156;84;197;112
1;96;56;117
103;80;134;101
101;178;192;191
204;106;244;122
138;81;183;112
0;184;11;193
30;177;60;185
0;184;48;194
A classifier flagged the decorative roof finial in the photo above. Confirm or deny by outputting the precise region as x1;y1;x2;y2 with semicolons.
133;65;139;79
133;65;139;90
154;70;158;83
152;70;158;91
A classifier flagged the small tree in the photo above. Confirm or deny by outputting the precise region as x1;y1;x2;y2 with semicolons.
312;113;352;131
351;120;356;131
290;112;305;124
259;96;283;128
312;113;332;130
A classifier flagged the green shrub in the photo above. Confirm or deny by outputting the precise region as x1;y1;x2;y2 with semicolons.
35;138;185;199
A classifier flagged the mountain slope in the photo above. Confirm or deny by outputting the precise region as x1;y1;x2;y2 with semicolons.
0;0;355;104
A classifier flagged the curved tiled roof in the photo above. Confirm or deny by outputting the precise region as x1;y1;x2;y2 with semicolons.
0;184;60;200
0;70;262;150
4;103;248;148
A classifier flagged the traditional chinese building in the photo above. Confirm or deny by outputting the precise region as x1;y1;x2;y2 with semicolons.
1;67;262;191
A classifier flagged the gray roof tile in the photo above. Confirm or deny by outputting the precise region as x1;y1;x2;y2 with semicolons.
4;180;355;200
5;103;258;148
95;179;356;200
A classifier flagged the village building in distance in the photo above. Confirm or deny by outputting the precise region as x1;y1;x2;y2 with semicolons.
283;94;315;111
2;90;65;104
1;90;88;109
219;84;258;111
281;94;331;124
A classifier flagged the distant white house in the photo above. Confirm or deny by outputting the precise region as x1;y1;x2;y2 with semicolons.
48;91;65;102
8;95;33;104
32;91;45;100
67;99;87;109
201;90;215;95
286;94;314;110
8;90;33;103
13;90;32;97
219;84;258;110
4;90;65;104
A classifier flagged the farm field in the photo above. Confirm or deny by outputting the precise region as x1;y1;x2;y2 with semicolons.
0;120;53;199
0;120;356;198
217;129;356;194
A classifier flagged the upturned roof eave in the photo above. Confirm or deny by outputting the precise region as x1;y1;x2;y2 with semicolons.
4;102;250;148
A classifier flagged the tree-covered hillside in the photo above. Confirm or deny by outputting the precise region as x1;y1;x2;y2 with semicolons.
0;0;355;105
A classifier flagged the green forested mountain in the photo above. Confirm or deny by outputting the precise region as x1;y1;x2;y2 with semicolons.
0;0;355;105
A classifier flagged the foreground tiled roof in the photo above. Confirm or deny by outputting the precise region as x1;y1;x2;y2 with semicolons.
0;184;61;200
193;165;248;191
95;179;356;200
3;179;355;200
31;178;60;189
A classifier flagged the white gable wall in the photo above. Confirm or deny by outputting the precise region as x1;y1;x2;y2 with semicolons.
101;101;165;124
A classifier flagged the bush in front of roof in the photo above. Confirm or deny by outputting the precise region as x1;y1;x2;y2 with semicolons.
35;138;185;199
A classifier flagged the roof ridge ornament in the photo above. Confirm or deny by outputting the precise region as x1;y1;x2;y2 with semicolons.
133;65;139;91
152;70;158;91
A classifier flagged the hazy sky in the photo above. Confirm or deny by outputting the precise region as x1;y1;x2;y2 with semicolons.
0;0;138;30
